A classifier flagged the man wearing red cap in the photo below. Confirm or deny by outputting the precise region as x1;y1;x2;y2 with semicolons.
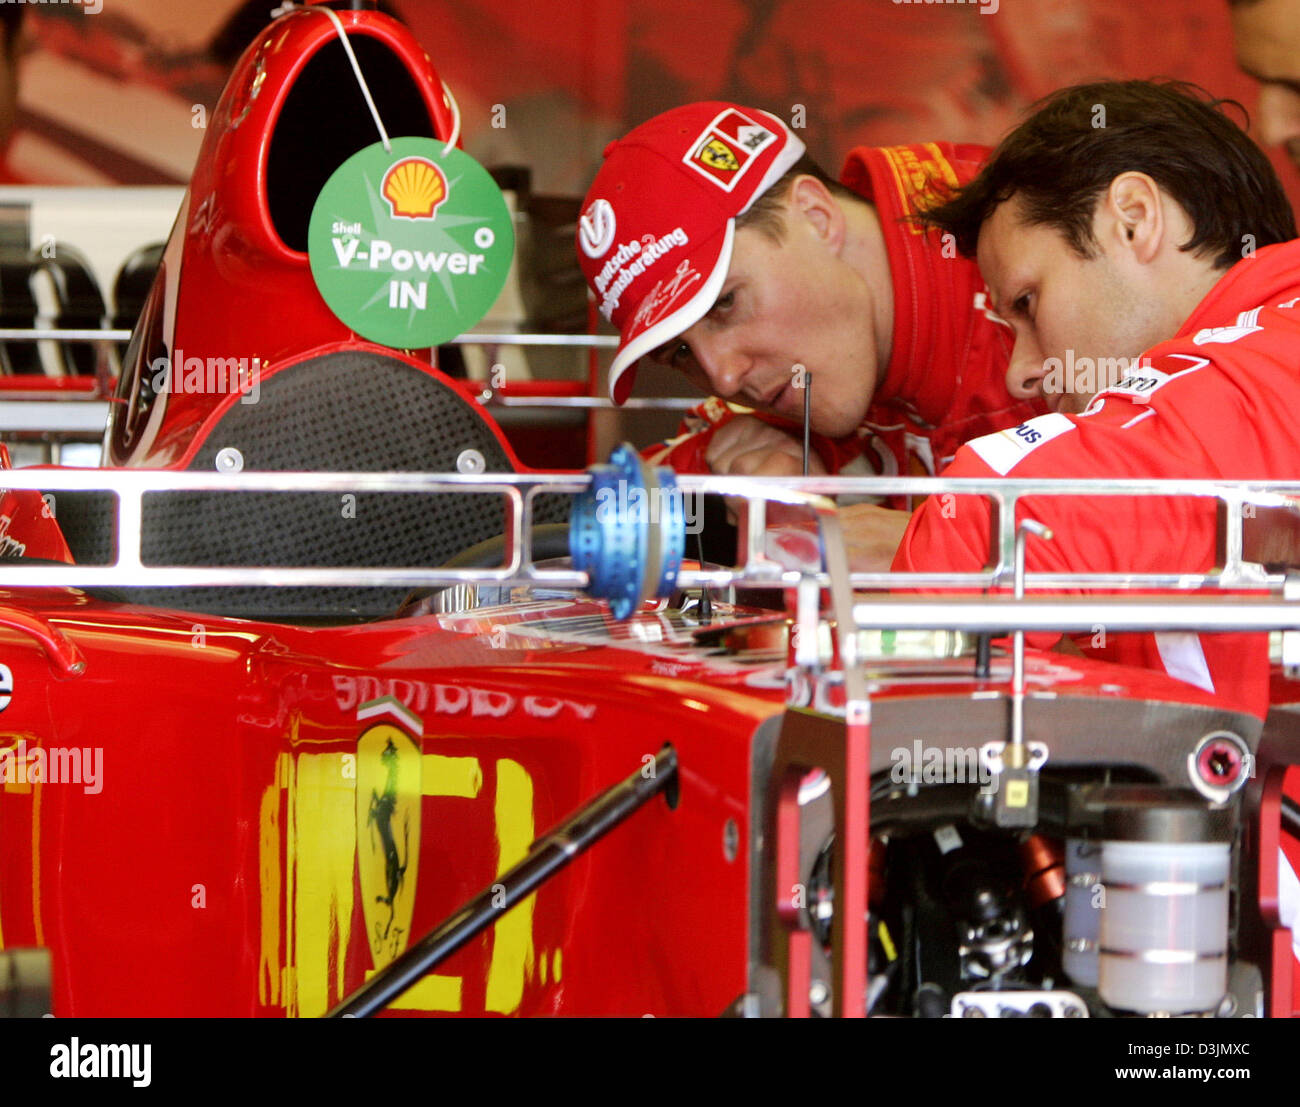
577;102;1041;565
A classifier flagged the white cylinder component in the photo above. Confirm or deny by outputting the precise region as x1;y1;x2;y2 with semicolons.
1062;838;1102;987
1098;839;1229;1014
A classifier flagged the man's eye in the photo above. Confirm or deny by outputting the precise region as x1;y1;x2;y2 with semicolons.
713;291;736;312
670;342;692;368
1012;293;1033;317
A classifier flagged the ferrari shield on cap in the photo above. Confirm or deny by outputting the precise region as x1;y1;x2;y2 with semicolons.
578;103;806;403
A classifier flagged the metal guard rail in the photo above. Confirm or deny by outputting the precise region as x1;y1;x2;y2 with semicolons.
0;470;1294;632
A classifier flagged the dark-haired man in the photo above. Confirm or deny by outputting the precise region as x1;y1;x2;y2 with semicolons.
900;77;1300;993
577;102;1041;565
898;79;1297;717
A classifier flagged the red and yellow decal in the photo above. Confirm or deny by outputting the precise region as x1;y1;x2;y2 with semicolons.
881;143;962;231
258;693;550;1017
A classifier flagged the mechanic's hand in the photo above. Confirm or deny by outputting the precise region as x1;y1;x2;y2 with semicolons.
705;416;827;477
761;504;912;573
840;503;913;572
707;417;828;530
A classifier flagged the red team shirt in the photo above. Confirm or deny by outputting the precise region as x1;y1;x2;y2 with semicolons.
646;142;1043;489
895;238;1300;721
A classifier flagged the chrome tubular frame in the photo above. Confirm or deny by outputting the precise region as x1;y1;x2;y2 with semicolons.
0;470;1296;629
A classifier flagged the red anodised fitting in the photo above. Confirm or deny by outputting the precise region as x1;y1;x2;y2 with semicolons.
1197;738;1244;788
1019;834;1066;910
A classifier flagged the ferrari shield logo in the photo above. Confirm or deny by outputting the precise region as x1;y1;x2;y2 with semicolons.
356;720;422;968
698;138;740;172
682;108;777;190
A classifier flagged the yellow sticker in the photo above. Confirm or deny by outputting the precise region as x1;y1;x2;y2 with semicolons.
877;921;897;963
1006;780;1029;808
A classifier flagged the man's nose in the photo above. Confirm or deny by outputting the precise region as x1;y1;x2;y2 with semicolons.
693;335;751;398
1257;83;1300;150
1005;338;1047;400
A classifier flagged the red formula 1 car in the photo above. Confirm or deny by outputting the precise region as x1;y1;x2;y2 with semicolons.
0;1;1296;1021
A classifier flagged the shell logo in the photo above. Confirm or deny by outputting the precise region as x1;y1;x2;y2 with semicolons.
381;157;448;220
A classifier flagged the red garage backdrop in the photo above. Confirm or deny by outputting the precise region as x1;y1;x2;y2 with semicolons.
9;0;1297;203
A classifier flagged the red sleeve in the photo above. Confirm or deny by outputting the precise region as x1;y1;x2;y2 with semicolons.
891;450;993;574
643;417;716;473
641;396;873;476
891;444;1064;651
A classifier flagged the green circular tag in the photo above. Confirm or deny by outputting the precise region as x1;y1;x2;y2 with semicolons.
307;137;514;348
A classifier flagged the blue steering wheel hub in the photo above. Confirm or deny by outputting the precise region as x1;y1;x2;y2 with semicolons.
570;443;686;619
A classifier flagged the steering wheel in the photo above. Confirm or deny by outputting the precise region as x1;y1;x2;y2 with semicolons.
394;523;572;616
441;522;572;569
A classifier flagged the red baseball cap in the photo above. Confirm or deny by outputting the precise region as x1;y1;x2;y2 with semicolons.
578;103;806;403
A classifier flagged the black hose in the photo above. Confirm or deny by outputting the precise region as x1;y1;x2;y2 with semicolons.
1284;794;1300;839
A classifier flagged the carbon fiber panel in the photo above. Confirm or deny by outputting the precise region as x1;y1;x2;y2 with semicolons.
59;351;569;619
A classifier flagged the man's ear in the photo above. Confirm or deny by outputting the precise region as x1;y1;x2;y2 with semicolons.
1103;171;1164;263
787;175;846;252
